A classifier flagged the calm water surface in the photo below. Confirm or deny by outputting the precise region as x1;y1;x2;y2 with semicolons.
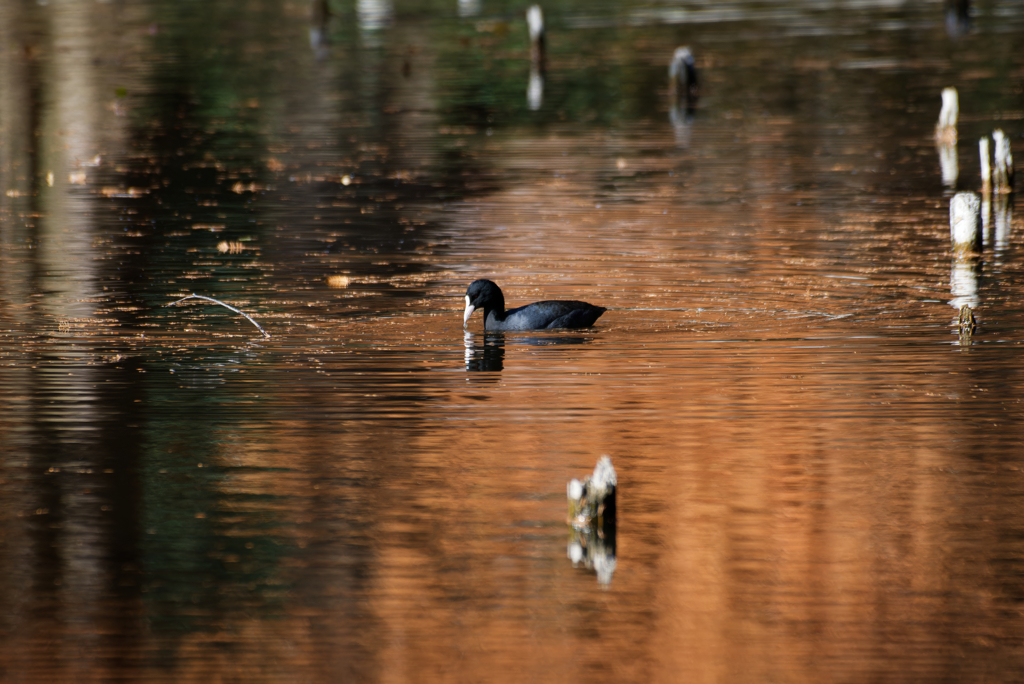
2;0;1024;681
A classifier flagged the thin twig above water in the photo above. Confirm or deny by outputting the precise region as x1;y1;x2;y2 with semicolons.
166;293;270;338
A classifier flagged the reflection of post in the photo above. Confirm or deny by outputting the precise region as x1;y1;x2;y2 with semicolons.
527;69;543;111
27;0;111;636
38;1;103;326
935;88;958;189
309;0;330;56
0;3;36;268
980;137;991;194
980;188;992;249
568;522;616;585
527;5;544;111
669;102;693;148
944;0;971;38
979;132;1014;253
993;193;1012;253
950;259;979;309
949;192;980;312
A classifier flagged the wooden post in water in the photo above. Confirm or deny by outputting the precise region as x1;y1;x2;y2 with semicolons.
935;88;958;188
949;192;980;254
669;46;698;101
949;192;980;342
527;5;545;111
936;87;958;139
567;456;617;585
669;47;699;147
978;138;993;248
992;129;1014;194
979;132;1014;251
958;305;977;346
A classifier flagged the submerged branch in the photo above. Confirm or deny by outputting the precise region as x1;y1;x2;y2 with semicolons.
166;294;270;338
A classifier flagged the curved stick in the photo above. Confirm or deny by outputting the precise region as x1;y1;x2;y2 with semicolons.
166;294;270;338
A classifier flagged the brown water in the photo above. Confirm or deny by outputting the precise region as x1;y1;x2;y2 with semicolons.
2;0;1024;681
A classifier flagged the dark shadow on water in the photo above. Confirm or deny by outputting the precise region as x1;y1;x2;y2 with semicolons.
508;334;595;346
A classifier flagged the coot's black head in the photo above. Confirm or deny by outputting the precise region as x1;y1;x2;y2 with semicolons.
464;279;504;326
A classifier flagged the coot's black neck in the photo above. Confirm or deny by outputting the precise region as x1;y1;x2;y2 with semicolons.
483;291;506;326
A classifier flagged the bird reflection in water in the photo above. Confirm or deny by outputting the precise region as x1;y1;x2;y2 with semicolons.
464;331;505;372
464;331;597;372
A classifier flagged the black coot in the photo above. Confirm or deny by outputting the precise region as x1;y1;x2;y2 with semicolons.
463;279;606;331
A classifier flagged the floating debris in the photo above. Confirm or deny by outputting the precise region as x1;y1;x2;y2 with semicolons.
217;240;246;254
166;294;270;338
326;274;352;288
99;186;147;198
231;181;261;193
567;456;617;585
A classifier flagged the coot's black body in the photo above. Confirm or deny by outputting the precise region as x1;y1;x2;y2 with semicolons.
463;279;606;332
